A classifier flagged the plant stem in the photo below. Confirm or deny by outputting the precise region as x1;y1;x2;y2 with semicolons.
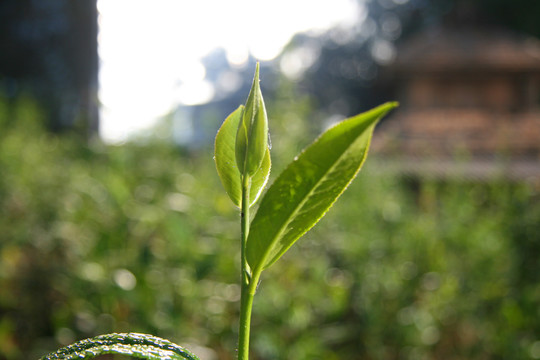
238;175;252;360
238;277;257;360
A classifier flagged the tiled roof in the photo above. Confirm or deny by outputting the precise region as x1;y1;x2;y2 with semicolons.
393;26;540;73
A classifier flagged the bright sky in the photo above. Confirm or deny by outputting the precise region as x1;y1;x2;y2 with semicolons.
97;0;365;142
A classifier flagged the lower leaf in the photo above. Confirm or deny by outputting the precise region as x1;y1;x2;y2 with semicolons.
39;332;200;360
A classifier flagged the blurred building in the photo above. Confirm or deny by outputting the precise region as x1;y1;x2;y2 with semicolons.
0;0;99;134
373;25;540;179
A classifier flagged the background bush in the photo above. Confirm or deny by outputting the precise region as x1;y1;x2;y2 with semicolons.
0;97;539;360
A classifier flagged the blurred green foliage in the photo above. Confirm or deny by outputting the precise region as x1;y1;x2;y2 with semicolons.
1;95;539;360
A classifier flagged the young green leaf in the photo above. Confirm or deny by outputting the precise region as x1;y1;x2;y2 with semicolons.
246;102;398;272
235;62;269;177
215;105;271;207
39;333;200;360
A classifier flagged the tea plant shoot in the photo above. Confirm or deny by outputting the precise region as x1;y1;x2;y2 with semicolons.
40;64;397;360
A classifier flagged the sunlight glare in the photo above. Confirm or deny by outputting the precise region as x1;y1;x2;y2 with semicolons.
97;0;363;142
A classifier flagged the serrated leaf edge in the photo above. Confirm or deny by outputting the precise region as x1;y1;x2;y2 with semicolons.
247;102;398;272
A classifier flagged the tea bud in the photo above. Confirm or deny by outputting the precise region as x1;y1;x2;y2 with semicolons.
235;63;268;177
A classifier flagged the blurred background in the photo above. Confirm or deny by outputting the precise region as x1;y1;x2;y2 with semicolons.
1;0;539;359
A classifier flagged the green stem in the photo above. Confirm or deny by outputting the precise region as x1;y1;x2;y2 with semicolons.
238;175;253;360
238;270;261;360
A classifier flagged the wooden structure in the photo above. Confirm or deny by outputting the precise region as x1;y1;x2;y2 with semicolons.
372;26;540;179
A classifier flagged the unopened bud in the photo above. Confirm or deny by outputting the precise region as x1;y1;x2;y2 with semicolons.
235;62;269;177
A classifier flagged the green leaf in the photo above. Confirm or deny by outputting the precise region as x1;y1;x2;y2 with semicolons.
215;106;271;207
246;102;398;271
235;62;269;176
38;332;200;360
